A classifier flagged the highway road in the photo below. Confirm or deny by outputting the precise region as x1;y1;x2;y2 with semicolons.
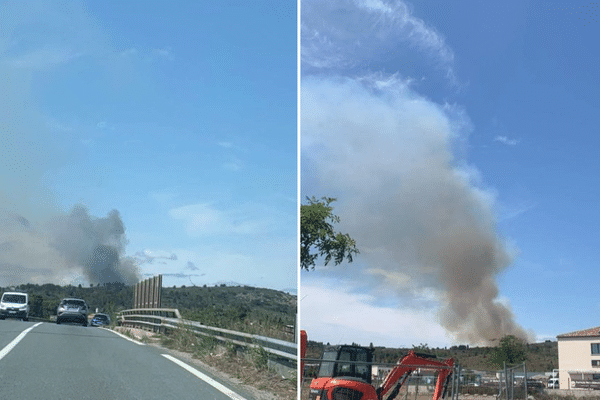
0;319;253;399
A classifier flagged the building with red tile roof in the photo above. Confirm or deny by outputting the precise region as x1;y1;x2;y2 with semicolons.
557;326;600;390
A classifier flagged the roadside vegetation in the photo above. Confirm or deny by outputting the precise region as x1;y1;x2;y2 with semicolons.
1;283;296;341
116;323;296;400
306;337;557;373
163;285;296;341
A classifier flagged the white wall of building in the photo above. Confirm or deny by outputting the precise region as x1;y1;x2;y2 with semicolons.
558;336;600;389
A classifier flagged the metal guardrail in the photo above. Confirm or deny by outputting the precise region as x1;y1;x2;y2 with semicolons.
117;308;297;361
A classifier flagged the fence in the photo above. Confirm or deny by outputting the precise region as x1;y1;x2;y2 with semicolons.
496;363;529;400
117;308;297;379
301;358;462;400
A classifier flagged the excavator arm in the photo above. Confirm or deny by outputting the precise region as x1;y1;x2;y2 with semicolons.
378;350;454;400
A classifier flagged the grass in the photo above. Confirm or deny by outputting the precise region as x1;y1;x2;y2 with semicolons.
154;324;297;400
250;344;270;370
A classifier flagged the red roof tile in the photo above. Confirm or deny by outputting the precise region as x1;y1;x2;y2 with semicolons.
557;326;600;339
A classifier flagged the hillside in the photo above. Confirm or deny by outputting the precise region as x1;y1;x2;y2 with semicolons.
1;283;296;340
305;340;558;372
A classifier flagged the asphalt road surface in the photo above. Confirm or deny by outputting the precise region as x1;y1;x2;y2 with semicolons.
0;319;251;400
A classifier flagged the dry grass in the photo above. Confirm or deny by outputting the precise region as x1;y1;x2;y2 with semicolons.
114;325;296;400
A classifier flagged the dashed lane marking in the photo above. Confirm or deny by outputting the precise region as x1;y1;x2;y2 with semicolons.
0;322;43;361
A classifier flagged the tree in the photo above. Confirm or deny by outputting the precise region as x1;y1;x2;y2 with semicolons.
301;196;359;271
489;335;527;367
412;343;431;352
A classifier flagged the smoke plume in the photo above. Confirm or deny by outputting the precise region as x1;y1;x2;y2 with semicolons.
0;205;141;286
302;75;532;345
0;2;140;288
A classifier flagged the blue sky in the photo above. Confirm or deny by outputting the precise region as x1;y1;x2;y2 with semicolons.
301;0;599;348
0;1;297;292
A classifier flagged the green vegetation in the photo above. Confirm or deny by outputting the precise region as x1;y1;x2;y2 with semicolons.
306;338;558;372
3;282;131;324
489;335;528;367
163;285;296;341
158;325;296;400
250;345;270;370
1;283;296;340
301;196;359;271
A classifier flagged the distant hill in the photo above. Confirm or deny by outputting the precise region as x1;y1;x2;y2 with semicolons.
306;340;558;372
1;283;296;340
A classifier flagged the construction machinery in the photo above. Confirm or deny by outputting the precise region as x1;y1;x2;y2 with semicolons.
302;330;455;400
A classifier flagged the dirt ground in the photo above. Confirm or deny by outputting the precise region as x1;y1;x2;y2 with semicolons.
300;380;500;400
112;326;296;400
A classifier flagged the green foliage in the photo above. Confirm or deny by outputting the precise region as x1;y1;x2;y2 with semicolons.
412;343;431;352
29;293;45;318
1;283;296;341
165;285;296;340
488;335;527;368
301;196;359;271
308;338;557;372
251;345;270;370
225;341;238;358
0;282;133;320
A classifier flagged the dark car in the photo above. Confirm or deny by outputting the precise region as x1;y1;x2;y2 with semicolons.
91;313;111;327
56;298;89;326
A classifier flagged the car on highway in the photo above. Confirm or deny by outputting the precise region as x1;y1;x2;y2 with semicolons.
0;292;29;321
56;298;89;326
90;313;111;327
548;378;559;389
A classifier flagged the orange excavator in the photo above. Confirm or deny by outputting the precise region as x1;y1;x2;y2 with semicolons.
301;330;455;400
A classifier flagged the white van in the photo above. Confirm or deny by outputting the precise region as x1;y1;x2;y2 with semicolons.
0;292;29;321
547;378;559;389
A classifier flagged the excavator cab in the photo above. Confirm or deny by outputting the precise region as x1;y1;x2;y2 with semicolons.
309;345;379;400
319;345;374;383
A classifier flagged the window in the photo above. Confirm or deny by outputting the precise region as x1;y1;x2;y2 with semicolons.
1;294;26;304
592;344;600;355
318;351;337;377
591;360;600;367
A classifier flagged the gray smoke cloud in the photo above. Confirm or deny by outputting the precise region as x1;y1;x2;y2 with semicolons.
0;2;140;287
0;206;141;286
302;75;533;345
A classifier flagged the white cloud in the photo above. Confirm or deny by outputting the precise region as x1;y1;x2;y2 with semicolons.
223;158;243;171
494;136;520;146
5;47;83;69
120;48;138;57
142;249;177;260
153;48;173;60
150;191;178;204
498;201;536;221
168;203;269;236
119;47;174;62
302;0;457;83
535;333;558;342
301;279;451;348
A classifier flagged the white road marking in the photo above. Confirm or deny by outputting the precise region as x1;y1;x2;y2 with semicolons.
162;354;248;400
0;322;43;361
101;327;146;345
